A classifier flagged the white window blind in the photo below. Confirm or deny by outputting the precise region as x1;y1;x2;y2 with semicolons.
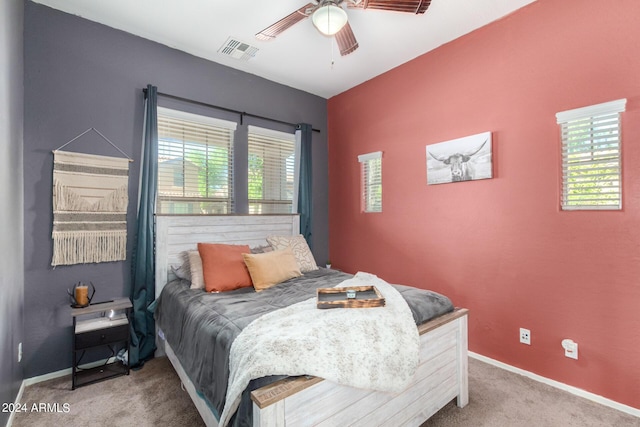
556;99;626;210
358;151;382;213
157;107;236;214
248;126;296;214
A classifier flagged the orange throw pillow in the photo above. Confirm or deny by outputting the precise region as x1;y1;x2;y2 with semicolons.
197;243;253;292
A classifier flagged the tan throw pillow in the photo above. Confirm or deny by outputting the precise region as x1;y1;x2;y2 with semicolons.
198;243;253;293
187;250;205;290
267;234;318;273
243;248;302;292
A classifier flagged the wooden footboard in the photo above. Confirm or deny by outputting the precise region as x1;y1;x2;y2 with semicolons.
160;308;468;427
250;308;469;427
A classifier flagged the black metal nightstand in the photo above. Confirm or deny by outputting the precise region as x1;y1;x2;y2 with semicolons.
71;298;132;389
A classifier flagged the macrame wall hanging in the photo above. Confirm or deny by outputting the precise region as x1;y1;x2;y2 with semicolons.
51;128;133;266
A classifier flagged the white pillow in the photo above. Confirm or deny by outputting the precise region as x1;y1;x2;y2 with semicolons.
187;250;205;290
266;234;318;273
170;250;206;290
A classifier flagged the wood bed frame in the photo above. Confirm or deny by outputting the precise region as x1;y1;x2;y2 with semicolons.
155;214;468;427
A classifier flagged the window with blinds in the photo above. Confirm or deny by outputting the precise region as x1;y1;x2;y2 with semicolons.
157;108;237;214
358;151;382;213
556;99;626;211
247;126;296;214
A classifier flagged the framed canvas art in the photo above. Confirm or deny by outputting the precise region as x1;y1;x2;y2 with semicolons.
426;131;492;185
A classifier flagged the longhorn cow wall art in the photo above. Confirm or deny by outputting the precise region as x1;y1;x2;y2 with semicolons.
426;131;493;185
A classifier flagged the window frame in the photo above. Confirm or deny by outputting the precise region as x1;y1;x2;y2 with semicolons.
156;107;237;215
247;125;297;215
556;99;626;211
358;151;383;213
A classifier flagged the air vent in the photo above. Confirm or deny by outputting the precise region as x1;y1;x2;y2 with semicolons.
218;37;259;61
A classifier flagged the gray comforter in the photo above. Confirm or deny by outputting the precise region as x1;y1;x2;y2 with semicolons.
154;268;453;427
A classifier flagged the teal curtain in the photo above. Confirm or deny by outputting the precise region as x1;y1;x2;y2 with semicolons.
296;123;313;247
130;84;158;367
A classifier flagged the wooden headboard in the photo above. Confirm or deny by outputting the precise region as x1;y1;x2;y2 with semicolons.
155;214;300;297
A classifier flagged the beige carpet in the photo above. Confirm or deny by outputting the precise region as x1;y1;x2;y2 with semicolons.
422;359;639;427
12;358;204;427
12;357;639;427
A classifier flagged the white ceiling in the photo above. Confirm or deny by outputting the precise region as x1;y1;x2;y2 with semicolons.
33;0;536;99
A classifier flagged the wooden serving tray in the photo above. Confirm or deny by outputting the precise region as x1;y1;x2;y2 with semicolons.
316;286;385;309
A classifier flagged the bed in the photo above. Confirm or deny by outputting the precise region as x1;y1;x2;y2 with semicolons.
154;214;469;427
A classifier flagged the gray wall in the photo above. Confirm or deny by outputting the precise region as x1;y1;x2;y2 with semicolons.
23;1;328;377
0;0;25;423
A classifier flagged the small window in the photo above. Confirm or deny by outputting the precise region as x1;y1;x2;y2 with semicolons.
358;151;382;213
157;108;236;214
248;126;296;214
556;99;626;210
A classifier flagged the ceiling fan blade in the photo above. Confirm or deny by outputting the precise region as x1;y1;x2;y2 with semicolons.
255;3;316;41
348;0;432;14
335;22;359;56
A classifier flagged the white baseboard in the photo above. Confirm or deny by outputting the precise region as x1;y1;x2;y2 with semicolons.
22;356;117;387
469;352;640;419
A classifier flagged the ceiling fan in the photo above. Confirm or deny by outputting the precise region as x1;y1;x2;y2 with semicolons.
255;0;433;56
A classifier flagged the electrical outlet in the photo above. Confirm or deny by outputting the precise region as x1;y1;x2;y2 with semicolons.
562;339;578;360
520;328;531;345
18;342;22;363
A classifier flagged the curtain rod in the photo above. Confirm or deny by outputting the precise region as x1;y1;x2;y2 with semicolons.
142;88;320;133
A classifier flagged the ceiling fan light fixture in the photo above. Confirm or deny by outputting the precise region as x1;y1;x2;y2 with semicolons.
312;3;348;36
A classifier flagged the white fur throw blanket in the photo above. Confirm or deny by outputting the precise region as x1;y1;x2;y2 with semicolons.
219;272;420;427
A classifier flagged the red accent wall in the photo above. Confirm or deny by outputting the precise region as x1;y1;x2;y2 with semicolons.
328;0;640;409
